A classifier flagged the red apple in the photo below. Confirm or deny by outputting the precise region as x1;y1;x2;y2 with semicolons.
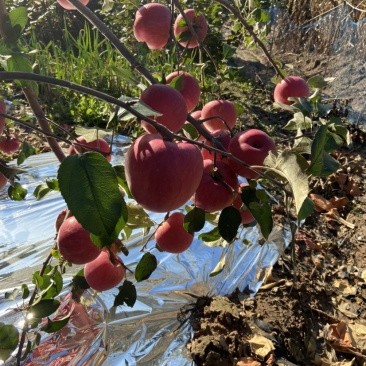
201;100;237;132
201;129;231;163
0;135;20;154
191;159;239;212
84;249;125;292
0;172;7;191
68;136;111;162
155;212;194;253
228;129;276;180
0;100;6;135
274;76;310;105
133;3;172;50
57;216;101;265
166;71;201;112
174;9;208;48
139;84;188;134
233;183;255;225
57;0;89;10
55;208;72;233
125;133;203;213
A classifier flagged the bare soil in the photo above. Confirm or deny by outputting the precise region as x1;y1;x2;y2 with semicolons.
185;4;366;365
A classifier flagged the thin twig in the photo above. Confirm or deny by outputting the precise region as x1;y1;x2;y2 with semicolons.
214;0;286;79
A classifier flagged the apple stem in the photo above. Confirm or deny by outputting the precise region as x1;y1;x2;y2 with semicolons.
15;250;54;365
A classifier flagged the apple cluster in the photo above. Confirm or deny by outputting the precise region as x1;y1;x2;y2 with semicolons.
115;3;280;256
133;4;208;50
56;214;125;292
53;2;311;283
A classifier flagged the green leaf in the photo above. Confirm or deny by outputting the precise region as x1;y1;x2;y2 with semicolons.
4;54;33;87
33;179;59;200
4;288;19;301
264;151;312;219
307;75;328;89
8;182;27;200
72;270;90;294
135;253;157;282
111;67;140;86
307;125;340;177
198;226;221;242
101;0;114;13
9;7;28;33
126;202;154;229
169;74;184;91
223;43;236;59
182;123;199;140
17;141;38;165
0;164;26;178
30;299;60;318
218;206;241;242
241;185;273;239
114;165;133;198
0;324;19;362
41;316;70;333
21;284;29;299
283;112;312;131
209;255;226;277
184;207;205;235
74;127;112;142
114;280;137;307
58;153;124;245
297;196;314;221
117;99;161;122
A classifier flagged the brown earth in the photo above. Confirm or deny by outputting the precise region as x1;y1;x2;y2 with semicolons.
185;3;366;366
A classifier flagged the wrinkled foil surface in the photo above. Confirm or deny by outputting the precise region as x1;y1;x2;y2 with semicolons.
0;135;291;365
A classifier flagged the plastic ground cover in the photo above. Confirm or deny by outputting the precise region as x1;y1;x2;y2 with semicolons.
0;135;291;365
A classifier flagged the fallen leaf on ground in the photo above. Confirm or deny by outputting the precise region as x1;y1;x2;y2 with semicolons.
324;320;358;353
296;231;321;251
249;335;275;359
348;322;366;352
309;193;335;212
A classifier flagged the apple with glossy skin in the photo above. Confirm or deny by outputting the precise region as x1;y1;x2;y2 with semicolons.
139;84;188;134
174;9;208;48
84;248;125;292
57;0;89;11
67;136;111;162
201;100;237;132
191;159;239;212
274;76;310;105
0;172;7;191
155;212;194;253
0;100;6;135
55;208;72;233
0;135;20;155
57;216;101;265
228;129;276;180
125;133;203;213
133;3;172;50
166;71;201;112
233;183;255;225
201;129;231;163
